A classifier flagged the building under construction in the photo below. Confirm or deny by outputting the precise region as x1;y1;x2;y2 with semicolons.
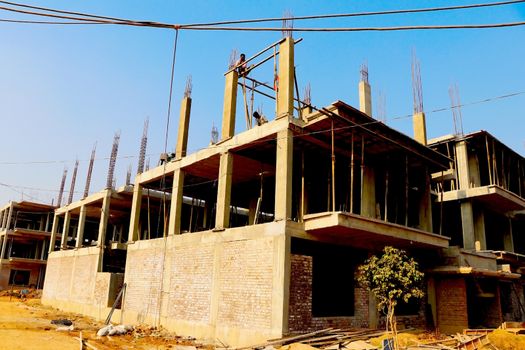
0;201;56;290
41;37;525;346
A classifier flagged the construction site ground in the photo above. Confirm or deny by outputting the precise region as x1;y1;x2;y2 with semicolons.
2;292;525;350
0;293;208;350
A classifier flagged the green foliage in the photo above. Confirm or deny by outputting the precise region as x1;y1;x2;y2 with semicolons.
356;246;425;313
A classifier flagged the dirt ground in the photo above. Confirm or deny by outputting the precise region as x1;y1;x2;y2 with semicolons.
0;293;208;350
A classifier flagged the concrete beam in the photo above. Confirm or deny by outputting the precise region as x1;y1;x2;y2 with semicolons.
175;97;192;159
215;152;233;229
221;70;239;140
277;37;294;119
274;129;293;221
168;169;184;235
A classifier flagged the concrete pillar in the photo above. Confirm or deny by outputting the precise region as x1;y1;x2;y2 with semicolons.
503;217;514;252
277;37;294;119
413;112;427;145
456;141;470;190
175;97;192;159
221;70;238;140
248;198;258;225
358;80;372;116
0;210;4;229
275;129;293;221
75;205;87;249
128;183;143;242
0;235;6;260
271;233;291;334
460;202;476;250
368;293;379;328
474;207;487;250
61;211;71;249
97;190;111;247
361;167;376;218
168;169;184;235
419;169;433;232
427;276;437;328
4;203;14;231
215;152;233;229
48;214;59;253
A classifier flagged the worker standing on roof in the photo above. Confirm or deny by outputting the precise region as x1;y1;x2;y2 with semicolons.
236;53;248;76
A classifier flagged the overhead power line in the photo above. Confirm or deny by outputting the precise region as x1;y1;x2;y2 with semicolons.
1;0;525;32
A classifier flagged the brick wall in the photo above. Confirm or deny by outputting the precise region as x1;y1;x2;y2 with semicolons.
437;277;468;333
218;238;274;329
288;254;368;333
167;244;214;323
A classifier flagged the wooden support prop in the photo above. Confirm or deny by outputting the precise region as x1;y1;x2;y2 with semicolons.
440;172;444;235
331;119;336;211
485;135;493;185
105;283;126;325
405;155;409;226
241;77;251;129
492;139;499;186
146;189;151;240
350;130;355;214
301;150;305;221
294;66;302;117
360;136;365;215
384;166;389;222
79;331;83;350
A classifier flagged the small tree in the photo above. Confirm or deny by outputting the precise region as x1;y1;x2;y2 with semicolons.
356;246;424;349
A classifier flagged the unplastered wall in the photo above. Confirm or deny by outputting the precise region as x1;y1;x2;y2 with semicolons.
42;247;100;305
123;221;288;347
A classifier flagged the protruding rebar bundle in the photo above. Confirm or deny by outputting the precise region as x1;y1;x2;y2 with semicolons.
137;118;149;175
304;83;311;105
412;51;424;114
83;143;96;199
106;131;121;189
184;75;193;98
282;10;293;38
228;49;239;69
449;84;464;136
67;159;79;205
210;123;219;145
126;164;132;186
360;62;369;84
145;157;150;172
57;168;68;207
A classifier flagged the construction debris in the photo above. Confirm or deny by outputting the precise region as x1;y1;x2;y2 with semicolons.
96;324;133;336
51;318;73;326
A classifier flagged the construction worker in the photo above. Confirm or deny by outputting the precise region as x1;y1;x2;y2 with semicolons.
236;53;248;76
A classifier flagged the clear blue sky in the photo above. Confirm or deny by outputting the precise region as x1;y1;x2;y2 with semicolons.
1;0;524;204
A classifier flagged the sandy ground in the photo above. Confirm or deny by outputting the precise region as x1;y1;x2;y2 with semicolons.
0;295;206;350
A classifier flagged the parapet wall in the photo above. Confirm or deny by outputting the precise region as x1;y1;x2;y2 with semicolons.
122;221;289;347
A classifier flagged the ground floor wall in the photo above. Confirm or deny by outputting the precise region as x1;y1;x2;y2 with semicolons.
122;221;289;347
42;247;124;321
0;262;45;290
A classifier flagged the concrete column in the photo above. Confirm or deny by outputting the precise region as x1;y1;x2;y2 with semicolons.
175;97;192;159
221;70;238;140
413;112;427;145
427;276;437;328
215;152;233;229
277;37;294;119
0;210;4;229
361;167;376;218
358;80;372;116
271;233;291;334
48;214;59;254
61;211;71;249
168;169;184;235
460;202;476;250
75;205;87;249
128;183;143;242
97;190;111;247
474;208;487;250
419;169;433;232
503;217;514;252
456;141;470;190
5;203;14;231
275;129;293;221
0;235;6;260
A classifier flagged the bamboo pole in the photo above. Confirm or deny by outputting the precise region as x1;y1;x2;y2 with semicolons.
350;130;355;214
331;120;336;211
485;134;493;185
405;155;409;226
440;172;444;235
384;167;389;222
492;139;499;185
301;150;305;221
360;136;365;215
